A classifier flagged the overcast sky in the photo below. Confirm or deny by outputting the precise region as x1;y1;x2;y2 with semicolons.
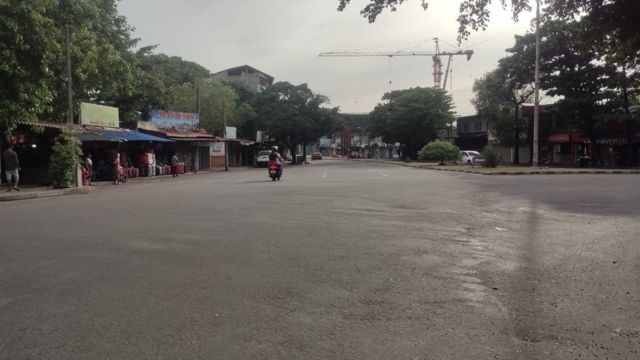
118;0;535;116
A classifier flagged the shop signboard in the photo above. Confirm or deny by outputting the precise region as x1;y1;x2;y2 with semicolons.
319;137;331;147
225;126;237;140
211;142;225;156
80;102;119;128
151;110;199;131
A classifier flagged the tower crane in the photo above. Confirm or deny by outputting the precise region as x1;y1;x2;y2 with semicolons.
319;38;473;90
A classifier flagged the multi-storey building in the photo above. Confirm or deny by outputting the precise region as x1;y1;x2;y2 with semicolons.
211;65;274;92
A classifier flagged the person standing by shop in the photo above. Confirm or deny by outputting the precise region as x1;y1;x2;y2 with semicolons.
2;145;20;191
113;152;121;185
171;153;179;177
84;154;93;185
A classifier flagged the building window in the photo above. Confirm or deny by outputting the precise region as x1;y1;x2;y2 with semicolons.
474;121;482;132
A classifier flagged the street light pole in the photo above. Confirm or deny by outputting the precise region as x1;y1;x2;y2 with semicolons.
532;0;541;166
65;18;73;124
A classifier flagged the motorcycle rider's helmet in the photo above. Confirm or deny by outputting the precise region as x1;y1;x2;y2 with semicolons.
271;146;278;152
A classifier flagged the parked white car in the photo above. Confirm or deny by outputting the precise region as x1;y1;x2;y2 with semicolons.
256;150;272;167
459;150;486;165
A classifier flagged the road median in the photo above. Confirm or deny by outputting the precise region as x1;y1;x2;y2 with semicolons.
358;159;640;175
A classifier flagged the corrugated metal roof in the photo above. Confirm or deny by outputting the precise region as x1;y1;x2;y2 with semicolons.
17;120;80;130
77;127;174;143
139;128;216;140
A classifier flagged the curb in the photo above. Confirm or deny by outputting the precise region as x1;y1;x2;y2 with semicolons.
362;160;640;176
0;187;91;202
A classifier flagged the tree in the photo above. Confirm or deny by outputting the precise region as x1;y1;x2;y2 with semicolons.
46;0;140;122
137;52;211;89
537;20;611;161
418;140;460;165
369;87;455;159
338;0;640;45
47;131;83;188
165;80;239;136
0;0;59;138
338;0;530;41
504;17;638;164
254;82;338;164
116;47;213;124
0;0;142;134
599;28;640;166
223;82;262;140
473;47;534;164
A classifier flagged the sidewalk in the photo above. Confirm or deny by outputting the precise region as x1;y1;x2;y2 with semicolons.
0;186;90;202
0;167;260;202
362;159;640;175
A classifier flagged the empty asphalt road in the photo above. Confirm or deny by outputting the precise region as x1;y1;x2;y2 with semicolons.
1;161;639;359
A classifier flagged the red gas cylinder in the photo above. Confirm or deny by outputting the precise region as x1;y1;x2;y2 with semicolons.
81;167;90;186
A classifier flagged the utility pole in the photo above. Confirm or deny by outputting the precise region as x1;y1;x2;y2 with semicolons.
532;0;541;166
223;100;229;171
63;0;80;188
65;14;73;124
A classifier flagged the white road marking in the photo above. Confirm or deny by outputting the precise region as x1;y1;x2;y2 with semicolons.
374;171;390;178
321;170;327;178
495;227;508;231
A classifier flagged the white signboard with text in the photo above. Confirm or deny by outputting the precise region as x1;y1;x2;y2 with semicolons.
225;126;237;140
211;142;225;156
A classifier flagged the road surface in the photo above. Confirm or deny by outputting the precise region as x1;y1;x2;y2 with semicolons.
1;161;638;359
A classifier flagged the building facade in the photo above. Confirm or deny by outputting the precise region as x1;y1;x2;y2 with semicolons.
211;65;274;92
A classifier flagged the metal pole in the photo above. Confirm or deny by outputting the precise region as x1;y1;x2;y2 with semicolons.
442;55;453;90
64;10;80;187
532;0;540;166
223;100;229;171
65;22;73;124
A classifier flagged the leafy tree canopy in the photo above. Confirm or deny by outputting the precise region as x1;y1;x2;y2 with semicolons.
0;0;59;137
338;0;640;45
472;47;534;162
47;131;83;188
124;48;213;123
0;0;217;132
165;80;238;136
254;82;340;163
369;87;455;158
0;0;140;135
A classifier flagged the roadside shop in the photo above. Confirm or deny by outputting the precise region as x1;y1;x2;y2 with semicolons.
3;121;71;185
76;126;174;181
138;109;215;172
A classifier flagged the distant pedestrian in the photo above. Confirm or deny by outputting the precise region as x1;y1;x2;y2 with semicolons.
2;145;20;192
113;152;121;185
84;154;93;185
171;153;179;177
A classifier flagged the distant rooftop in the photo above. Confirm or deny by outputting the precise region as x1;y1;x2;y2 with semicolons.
212;64;274;83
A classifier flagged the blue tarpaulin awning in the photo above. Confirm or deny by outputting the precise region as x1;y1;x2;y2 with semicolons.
76;128;174;143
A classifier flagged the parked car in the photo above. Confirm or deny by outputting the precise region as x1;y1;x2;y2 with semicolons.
311;152;323;160
256;150;272;167
459;150;487;165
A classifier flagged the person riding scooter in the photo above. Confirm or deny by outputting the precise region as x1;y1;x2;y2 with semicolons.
267;146;283;180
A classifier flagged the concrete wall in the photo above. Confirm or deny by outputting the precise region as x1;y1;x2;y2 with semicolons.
212;72;264;92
